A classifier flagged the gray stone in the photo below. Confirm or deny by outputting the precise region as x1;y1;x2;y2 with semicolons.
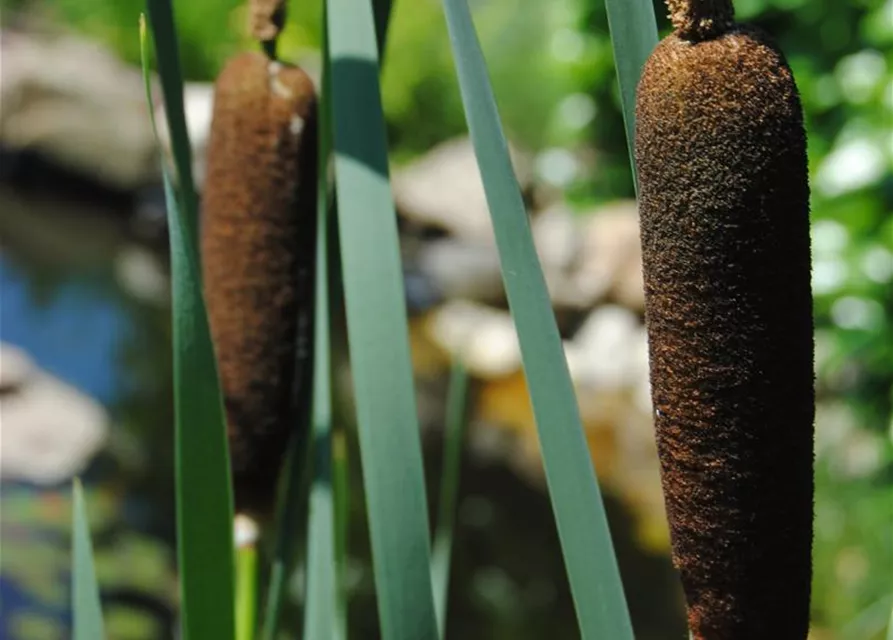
415;238;504;303
425;300;521;379
0;343;109;485
568;200;644;311
565;305;649;392
114;244;170;305
1;28;160;190
531;203;585;308
532;203;579;274
392;137;533;242
0;342;34;392
154;82;215;190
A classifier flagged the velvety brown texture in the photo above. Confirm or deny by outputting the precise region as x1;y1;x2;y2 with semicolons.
248;0;286;42
666;0;735;40
635;20;814;640
201;51;317;518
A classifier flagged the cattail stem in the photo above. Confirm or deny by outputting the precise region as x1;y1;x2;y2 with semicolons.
666;0;735;40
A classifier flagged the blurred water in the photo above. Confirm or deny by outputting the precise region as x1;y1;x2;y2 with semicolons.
0;256;129;405
0;185;177;640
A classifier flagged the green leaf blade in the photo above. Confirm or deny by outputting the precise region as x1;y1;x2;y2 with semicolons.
145;0;199;242
71;478;106;640
441;2;634;638
164;167;237;640
302;20;338;639
142;6;236;640
326;0;439;638
431;361;468;638
604;0;659;182
887;601;893;640
333;430;350;640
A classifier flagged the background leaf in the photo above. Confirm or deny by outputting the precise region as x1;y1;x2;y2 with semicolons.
71;478;106;640
430;360;468;638
603;0;659;180
141;9;236;640
144;1;199;241
302;13;338;638
441;1;634;637
325;0;439;637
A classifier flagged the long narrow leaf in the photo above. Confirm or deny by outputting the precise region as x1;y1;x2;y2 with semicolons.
164;167;237;640
260;351;317;635
326;0;439;637
603;0;658;180
333;428;350;640
302;13;338;637
440;2;634;638
141;13;236;640
301;213;337;635
259;562;284;640
887;601;893;640
71;478;105;640
145;0;199;243
430;360;468;637
371;0;393;56
259;207;320;636
262;2;393;629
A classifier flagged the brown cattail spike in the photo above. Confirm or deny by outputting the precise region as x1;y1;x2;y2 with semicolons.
248;0;286;44
666;0;735;40
201;51;317;519
636;1;814;638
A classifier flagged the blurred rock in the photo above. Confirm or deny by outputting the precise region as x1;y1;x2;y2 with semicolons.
565;305;649;393
415;238;504;303
0;342;34;392
408;200;645;316
154;82;215;189
114;245;170;306
532;203;579;274
531;203;584;308
0;343;109;485
461;302;666;551
474;362;667;554
404;267;446;314
425;300;521;379
0;28;160;190
392;137;534;242
567;200;644;311
0;186;133;272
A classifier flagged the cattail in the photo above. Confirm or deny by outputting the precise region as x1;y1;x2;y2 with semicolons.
201;50;317;519
635;0;814;637
248;0;286;45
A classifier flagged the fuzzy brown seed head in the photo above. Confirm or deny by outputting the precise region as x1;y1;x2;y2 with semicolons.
666;0;735;40
635;20;814;640
201;51;317;519
248;0;286;43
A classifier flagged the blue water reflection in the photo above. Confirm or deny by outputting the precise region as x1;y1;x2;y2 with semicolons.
1;255;128;405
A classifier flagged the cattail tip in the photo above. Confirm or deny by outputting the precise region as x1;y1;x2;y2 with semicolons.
666;0;736;40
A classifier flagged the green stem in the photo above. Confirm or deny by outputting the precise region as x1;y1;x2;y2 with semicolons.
236;537;259;640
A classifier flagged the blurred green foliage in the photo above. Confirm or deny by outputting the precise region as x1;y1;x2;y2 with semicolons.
4;0;891;636
1;482;176;640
